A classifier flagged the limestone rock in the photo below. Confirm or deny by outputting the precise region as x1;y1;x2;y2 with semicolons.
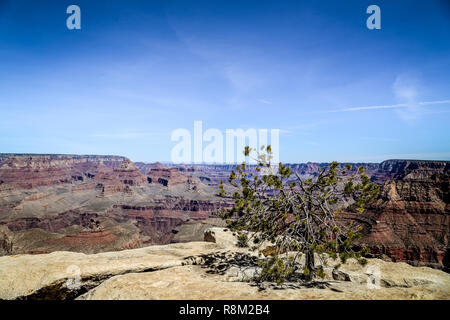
172;218;227;243
1;236;449;300
332;269;351;282
0;242;220;300
204;227;238;248
77;260;450;300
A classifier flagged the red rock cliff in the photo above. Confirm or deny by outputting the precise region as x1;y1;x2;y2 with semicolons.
344;160;449;270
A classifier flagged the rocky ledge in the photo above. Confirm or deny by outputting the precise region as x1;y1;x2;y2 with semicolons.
0;228;449;300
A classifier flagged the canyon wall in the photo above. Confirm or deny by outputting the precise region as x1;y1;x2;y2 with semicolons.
0;154;448;271
0;154;230;255
343;160;449;270
161;159;449;270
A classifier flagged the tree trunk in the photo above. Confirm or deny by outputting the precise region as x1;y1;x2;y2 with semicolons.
305;249;315;281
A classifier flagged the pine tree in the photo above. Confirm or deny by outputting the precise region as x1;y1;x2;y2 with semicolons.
219;145;379;283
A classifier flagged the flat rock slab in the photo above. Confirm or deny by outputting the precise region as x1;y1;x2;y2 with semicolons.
0;242;220;300
1;228;450;300
78;263;450;300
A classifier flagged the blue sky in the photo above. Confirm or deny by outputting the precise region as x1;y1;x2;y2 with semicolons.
0;0;449;163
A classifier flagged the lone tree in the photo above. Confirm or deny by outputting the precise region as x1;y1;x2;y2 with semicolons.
219;146;379;284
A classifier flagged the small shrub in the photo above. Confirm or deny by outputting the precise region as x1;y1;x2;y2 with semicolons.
236;233;249;248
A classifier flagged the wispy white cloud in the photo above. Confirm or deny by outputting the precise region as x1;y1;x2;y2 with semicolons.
347;152;450;162
392;74;421;123
360;137;401;142
281;121;329;135
259;99;272;105
91;132;167;140
324;74;450;124
104;88;211;113
305;141;320;146
325;99;450;113
224;67;264;92
279;129;293;136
